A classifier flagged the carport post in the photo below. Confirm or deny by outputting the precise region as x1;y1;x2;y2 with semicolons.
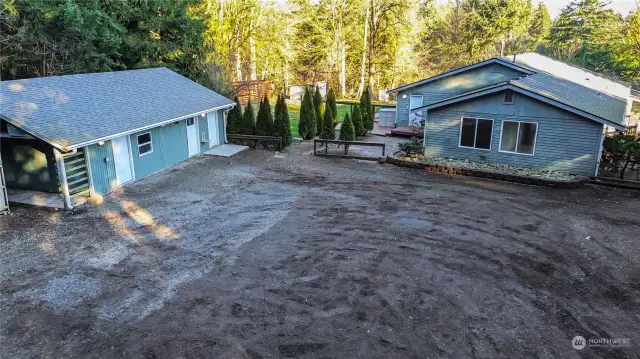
54;149;73;210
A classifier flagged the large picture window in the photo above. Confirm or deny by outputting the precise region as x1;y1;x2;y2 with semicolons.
459;117;494;150
499;121;538;155
137;132;153;156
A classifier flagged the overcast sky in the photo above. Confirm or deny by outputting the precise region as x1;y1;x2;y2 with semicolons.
536;0;637;19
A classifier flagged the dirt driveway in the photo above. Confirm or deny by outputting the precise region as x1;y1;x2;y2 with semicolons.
1;141;639;358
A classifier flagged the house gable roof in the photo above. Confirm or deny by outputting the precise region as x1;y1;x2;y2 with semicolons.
501;53;631;100
386;58;532;95
413;76;626;130
0;68;234;150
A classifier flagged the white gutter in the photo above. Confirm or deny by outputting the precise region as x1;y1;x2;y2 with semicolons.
66;103;235;150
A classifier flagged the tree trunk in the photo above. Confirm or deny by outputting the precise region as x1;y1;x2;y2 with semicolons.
340;42;347;97
249;11;257;81
357;4;370;97
367;0;375;99
262;59;269;80
235;52;243;81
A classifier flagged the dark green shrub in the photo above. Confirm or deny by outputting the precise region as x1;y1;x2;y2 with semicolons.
351;105;365;137
398;137;424;157
339;113;355;141
326;88;337;124
226;96;242;134
359;87;373;133
298;88;316;139
255;95;273;136
239;100;256;135
313;85;323;134
320;106;335;140
274;94;292;147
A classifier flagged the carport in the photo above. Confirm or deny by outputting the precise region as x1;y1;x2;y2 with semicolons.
0;123;89;210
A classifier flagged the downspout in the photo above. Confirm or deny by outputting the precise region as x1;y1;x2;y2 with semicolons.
223;109;230;143
594;124;606;177
54;149;73;210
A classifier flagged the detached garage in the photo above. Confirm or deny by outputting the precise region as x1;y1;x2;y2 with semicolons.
0;67;234;209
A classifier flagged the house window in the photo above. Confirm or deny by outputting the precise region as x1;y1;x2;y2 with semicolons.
459;117;494;150
137;132;153;156
503;90;514;104
499;121;538;155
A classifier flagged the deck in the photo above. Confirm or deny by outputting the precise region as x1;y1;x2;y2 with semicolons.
7;188;87;209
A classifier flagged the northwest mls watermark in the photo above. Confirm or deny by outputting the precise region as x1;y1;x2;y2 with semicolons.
572;335;631;350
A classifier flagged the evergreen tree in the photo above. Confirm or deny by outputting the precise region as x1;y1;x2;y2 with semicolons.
226;96;242;134
255;95;274;136
313;85;323;134
326;88;338;124
359;87;374;133
339;113;355;141
240;100;256;135
274;94;293;147
298;88;317;140
351;105;365;137
320;107;335;139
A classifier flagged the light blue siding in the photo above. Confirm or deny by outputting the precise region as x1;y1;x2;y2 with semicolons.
86;112;228;193
198;113;210;153
216;109;226;145
396;64;525;126
424;91;602;176
130;121;189;180
87;141;117;195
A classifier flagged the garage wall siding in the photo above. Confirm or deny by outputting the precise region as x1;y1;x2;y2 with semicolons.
198;113;210;153
130;121;189;180
395;64;526;126
424;91;602;176
216;109;226;145
87;141;117;195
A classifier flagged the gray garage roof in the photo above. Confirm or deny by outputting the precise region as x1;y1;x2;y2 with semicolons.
0;68;234;150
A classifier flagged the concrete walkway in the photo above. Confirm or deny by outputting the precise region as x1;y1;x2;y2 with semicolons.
204;144;249;157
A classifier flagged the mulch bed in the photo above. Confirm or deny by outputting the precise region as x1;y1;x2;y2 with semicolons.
386;156;587;189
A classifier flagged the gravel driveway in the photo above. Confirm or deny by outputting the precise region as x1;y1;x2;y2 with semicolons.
1;141;639;358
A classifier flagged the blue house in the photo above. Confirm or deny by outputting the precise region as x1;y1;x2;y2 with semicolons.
0;68;234;209
387;53;635;177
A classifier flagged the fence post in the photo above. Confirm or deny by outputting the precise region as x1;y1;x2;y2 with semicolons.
382;143;385;156
325;141;328;154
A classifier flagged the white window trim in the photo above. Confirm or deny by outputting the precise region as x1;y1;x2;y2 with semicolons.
503;90;515;105
458;117;494;151
498;120;538;156
137;132;153;157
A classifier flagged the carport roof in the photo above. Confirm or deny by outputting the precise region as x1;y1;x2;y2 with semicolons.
0;68;234;151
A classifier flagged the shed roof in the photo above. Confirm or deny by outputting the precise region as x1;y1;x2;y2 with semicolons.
0;68;234;150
